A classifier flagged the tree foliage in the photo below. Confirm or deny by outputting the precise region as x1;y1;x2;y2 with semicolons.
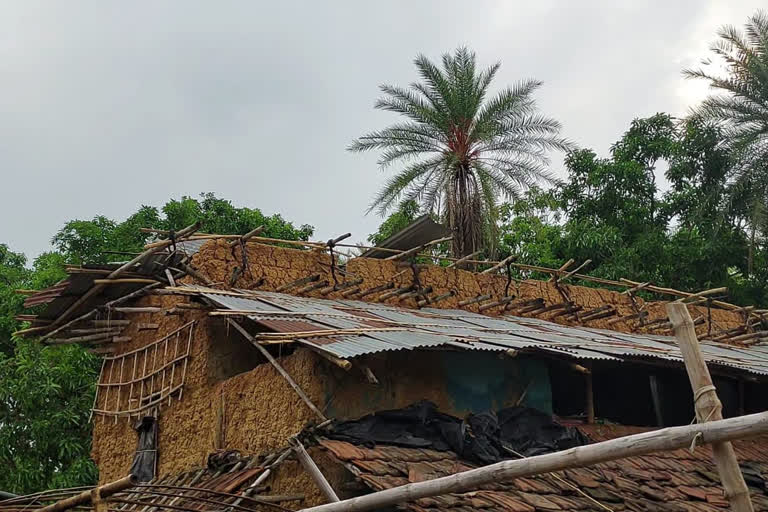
493;113;765;305
351;47;569;256
53;193;314;264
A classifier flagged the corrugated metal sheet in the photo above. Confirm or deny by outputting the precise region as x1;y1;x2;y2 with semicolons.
201;289;768;377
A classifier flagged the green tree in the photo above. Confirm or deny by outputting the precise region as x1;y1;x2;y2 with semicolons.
0;245;97;494
350;47;569;257
54;193;314;264
684;10;768;274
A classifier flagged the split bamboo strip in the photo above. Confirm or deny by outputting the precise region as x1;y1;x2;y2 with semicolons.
227;319;327;422
93;320;132;326
301;411;768;512
666;303;753;511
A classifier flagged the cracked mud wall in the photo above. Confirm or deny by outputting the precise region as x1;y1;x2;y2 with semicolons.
183;240;748;336
92;294;217;482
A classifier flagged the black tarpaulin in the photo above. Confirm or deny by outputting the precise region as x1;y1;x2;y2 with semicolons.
129;416;157;482
327;400;588;464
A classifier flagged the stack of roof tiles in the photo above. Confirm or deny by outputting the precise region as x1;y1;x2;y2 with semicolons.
319;424;768;512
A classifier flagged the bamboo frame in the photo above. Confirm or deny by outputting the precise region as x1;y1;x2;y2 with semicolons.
92;322;195;419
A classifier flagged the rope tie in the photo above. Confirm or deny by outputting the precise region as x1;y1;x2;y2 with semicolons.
689;431;703;453
690;385;719;425
693;384;717;404
326;239;339;287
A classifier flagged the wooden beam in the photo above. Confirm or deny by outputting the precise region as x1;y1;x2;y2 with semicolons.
666;302;753;512
299;410;768;512
227;319;327;422
291;439;340;503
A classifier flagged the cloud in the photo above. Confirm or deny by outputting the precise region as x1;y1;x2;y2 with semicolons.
0;0;762;258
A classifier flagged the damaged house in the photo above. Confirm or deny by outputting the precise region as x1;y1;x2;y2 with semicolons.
6;223;768;512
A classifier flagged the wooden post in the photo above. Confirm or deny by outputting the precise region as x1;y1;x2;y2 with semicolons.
666;302;753;512
227;319;327;422
299;411;768;512
291;438;340;503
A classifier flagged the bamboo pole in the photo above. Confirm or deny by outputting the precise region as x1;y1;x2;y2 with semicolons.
291;439;339;503
92;279;160;285
228;225;265;247
548;259;574;282
385;236;452;261
676;287;728;303
447;251;482;268
480;254;517;274
666;302;753;512
49;222;200;330
227;319;327;422
558;259;592;282
302;411;768;512
34;475;136;512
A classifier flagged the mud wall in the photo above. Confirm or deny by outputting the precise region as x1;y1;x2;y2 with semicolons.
186;240;748;338
92;294;219;482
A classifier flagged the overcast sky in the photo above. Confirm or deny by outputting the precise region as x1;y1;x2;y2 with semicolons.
1;1;762;259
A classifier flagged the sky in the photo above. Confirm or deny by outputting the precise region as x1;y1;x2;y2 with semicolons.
0;1;763;259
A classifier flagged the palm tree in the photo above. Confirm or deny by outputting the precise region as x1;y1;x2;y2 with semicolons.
684;11;768;274
349;48;570;257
